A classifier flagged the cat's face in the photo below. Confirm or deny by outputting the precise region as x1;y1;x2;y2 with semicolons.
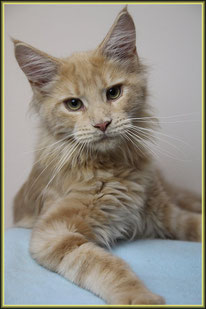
38;52;147;152
14;7;148;152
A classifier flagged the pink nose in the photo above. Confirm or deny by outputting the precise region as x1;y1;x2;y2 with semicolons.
93;120;112;132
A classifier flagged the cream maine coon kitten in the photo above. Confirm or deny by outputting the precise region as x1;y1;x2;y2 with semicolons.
13;7;201;305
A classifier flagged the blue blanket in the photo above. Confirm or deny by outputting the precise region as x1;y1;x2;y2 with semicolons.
4;228;202;305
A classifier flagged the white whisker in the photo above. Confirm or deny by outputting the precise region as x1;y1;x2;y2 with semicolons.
126;128;191;162
126;130;159;160
44;141;80;192
129;125;190;147
123;131;148;159
22;132;75;155
26;144;66;196
128;126;187;155
32;141;68;167
128;112;200;120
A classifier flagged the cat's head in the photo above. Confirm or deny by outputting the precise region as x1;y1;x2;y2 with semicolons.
14;6;151;154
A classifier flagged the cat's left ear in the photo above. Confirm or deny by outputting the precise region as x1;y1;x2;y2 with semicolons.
98;6;137;63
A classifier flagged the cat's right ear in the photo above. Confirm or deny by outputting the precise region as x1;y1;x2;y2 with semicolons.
13;39;60;90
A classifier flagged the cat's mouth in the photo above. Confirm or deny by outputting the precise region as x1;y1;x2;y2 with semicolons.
99;134;109;140
94;132;118;144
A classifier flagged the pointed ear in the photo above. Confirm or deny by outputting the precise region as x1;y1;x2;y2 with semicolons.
13;39;60;89
98;7;137;62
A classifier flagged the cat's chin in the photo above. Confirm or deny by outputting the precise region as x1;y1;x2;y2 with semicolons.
92;134;120;152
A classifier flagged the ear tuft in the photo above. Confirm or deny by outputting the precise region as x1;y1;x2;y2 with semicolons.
98;9;137;62
13;40;59;88
121;5;128;13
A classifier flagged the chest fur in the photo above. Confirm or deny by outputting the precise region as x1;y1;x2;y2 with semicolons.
54;166;152;246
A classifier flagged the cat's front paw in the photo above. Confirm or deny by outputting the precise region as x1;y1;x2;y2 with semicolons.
111;290;165;305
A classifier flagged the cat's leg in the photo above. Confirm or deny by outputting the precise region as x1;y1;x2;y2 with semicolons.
146;194;202;241
146;175;202;242
162;203;202;242
172;190;202;213
157;170;202;213
30;197;165;305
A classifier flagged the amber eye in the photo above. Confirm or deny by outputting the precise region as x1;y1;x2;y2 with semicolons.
106;84;122;101
64;98;83;111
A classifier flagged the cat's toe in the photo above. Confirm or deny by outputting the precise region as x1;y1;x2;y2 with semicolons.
112;290;165;305
131;292;165;305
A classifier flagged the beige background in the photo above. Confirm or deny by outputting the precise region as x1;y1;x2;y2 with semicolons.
4;4;202;229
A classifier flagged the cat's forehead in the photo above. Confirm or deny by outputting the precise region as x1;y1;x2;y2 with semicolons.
60;51;124;93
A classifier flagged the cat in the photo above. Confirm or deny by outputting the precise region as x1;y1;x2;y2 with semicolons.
12;6;201;305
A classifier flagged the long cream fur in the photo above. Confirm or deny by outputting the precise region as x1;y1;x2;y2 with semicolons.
13;7;201;305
